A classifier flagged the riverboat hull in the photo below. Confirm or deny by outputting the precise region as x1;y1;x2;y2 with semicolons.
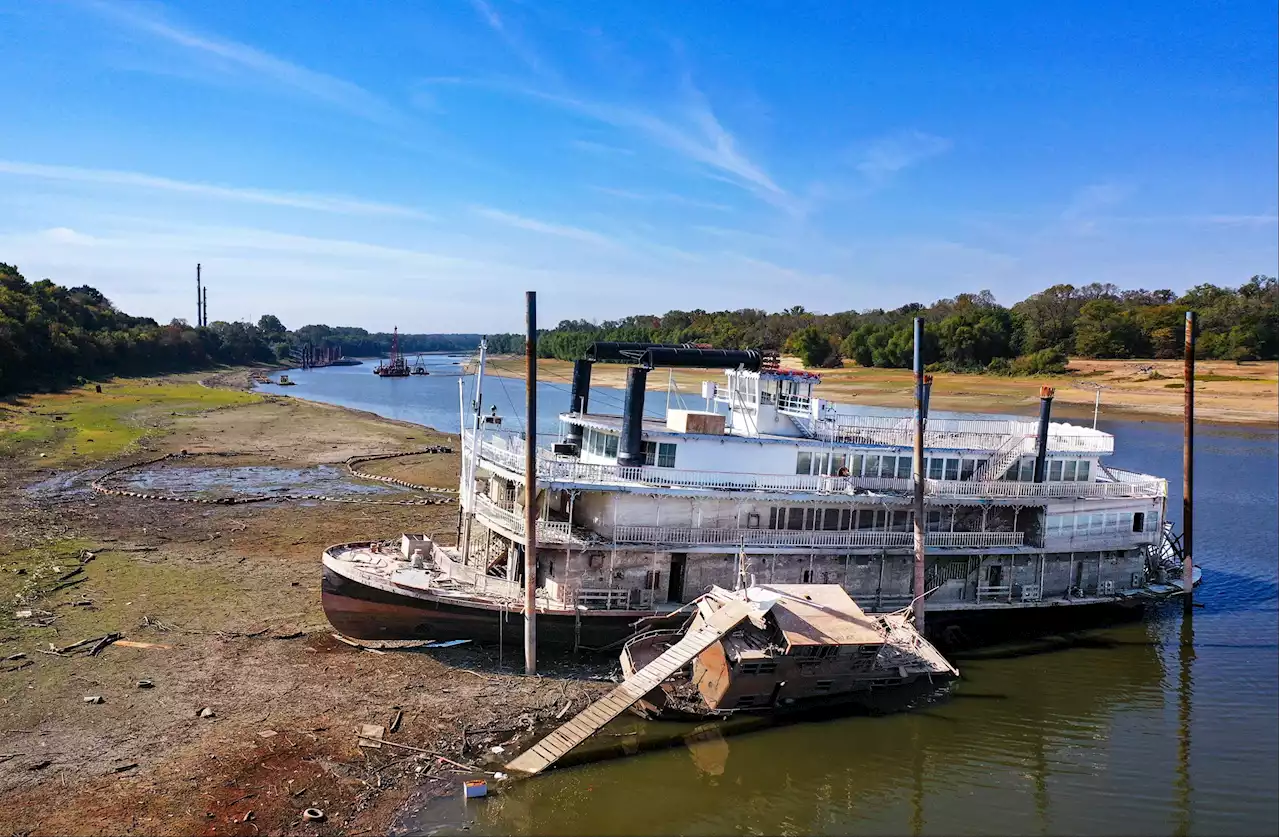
322;561;677;650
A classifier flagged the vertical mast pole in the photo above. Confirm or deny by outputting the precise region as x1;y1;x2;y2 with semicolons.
912;317;926;632
460;340;487;563
1093;388;1101;430
524;292;538;675
196;264;202;326
1182;311;1195;612
202;287;208;327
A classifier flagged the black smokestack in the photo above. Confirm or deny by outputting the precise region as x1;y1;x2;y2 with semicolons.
1034;386;1054;482
564;359;593;451
617;366;649;467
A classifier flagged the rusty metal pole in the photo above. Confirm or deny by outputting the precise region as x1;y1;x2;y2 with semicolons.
524;291;539;675
1182;311;1195;613
912;317;926;632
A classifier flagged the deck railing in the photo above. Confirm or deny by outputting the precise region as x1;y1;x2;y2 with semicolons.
473;495;582;544
466;432;1165;499
611;526;1026;549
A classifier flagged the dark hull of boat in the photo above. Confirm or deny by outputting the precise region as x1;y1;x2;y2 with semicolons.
322;565;655;650
924;598;1146;650
632;672;955;722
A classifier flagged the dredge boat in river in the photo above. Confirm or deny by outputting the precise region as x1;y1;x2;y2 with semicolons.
322;340;1200;649
373;327;411;378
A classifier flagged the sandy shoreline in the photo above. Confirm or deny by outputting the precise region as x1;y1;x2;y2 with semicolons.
0;369;609;837
477;355;1279;428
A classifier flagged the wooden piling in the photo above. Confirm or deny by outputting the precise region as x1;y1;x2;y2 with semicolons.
524;291;538;674
912;316;926;631
1183;311;1195;612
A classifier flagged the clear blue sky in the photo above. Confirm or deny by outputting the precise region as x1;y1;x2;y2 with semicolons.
0;1;1274;332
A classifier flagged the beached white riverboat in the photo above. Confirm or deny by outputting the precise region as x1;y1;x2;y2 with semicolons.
323;342;1196;648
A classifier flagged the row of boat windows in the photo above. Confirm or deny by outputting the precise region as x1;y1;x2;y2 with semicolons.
1005;458;1092;482
582;428;677;467
765;507;952;532
1046;512;1151;536
796;451;1094;483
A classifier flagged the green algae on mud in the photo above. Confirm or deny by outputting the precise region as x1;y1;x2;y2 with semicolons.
0;377;260;463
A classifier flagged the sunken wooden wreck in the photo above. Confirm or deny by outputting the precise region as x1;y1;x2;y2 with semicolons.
620;584;958;720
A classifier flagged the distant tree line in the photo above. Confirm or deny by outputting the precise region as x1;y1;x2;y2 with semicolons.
534;277;1278;372
0;263;521;396
2;260;1274;397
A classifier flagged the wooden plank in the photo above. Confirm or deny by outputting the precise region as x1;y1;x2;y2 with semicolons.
506;598;757;776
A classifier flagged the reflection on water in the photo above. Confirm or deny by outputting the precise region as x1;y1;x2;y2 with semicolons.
260;363;1278;837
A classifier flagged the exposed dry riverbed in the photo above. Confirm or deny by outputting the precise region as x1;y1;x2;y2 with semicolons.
0;370;609;837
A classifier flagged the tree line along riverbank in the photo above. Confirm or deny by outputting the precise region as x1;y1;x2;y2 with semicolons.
3;261;1274;399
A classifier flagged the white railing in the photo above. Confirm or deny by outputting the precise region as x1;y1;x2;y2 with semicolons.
785;412;1115;456
611;526;1026;549
926;478;1166;500
434;547;522;599
465;432;1161;500
473;495;581;544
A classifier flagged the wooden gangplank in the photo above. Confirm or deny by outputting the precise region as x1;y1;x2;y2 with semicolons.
505;599;758;776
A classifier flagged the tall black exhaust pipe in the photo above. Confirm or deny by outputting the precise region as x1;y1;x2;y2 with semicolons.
1033;386;1054;482
618;366;649;467
564;359;593;451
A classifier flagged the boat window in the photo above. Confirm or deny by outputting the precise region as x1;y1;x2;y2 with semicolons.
823;509;843;531
960;458;977;480
855;510;874;530
796;451;812;475
1063;461;1078;481
1077;460;1091;482
787;508;805;530
879;457;896;479
849;454;863;476
829;453;846;475
928;458;944;480
815;680;833;692
926;510;944;532
801;569;814;583
865;456;880;478
891;510;910;532
1133;513;1145;532
644;570;662;590
944;458;960;481
734;695;763;708
1049;460;1064;481
1019;459;1035;482
840;509;853;529
897;456;912;479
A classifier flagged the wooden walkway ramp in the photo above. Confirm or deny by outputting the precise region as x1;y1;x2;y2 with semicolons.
505;599;758;776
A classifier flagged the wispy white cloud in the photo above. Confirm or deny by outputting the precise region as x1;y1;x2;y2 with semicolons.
853;130;952;184
1060;182;1131;221
592;187;730;212
467;0;555;80
83;1;396;122
40;227;103;246
569;139;636;156
0;160;433;219
517;86;790;209
471;206;615;246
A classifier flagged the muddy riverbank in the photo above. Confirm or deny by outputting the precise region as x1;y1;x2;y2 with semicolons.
0;370;609;837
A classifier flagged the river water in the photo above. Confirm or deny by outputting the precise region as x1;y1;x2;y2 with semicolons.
258;359;1278;836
